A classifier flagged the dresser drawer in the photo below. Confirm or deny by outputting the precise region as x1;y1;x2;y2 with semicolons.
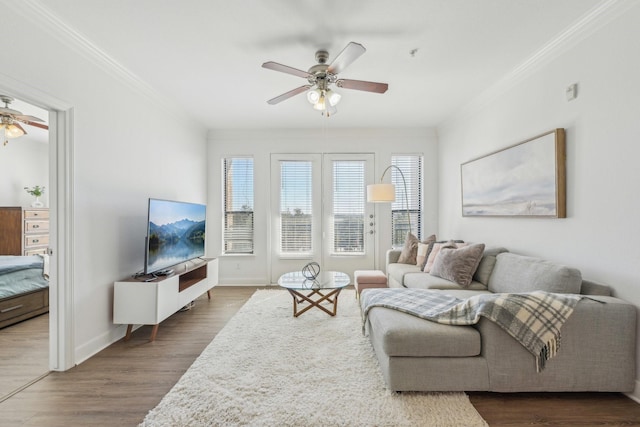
0;291;47;322
25;220;49;233
25;247;48;256
24;209;49;220
25;234;49;248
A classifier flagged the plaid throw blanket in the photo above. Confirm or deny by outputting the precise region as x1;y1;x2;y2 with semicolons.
361;288;582;372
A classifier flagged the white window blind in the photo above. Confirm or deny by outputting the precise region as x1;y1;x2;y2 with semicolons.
331;160;365;254
223;157;254;254
280;160;313;255
391;155;422;246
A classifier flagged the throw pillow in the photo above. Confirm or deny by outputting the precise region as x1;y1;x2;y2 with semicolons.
423;240;459;273
419;238;464;271
396;232;419;264
473;247;509;286
415;234;437;268
430;243;486;288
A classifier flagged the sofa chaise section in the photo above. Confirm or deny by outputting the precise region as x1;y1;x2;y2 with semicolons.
364;248;637;392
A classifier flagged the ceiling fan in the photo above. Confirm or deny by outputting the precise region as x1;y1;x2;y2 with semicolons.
0;95;48;146
262;41;388;116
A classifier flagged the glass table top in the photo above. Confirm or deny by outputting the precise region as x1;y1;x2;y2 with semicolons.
277;271;350;290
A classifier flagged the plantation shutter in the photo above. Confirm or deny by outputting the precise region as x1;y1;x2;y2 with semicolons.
331;160;365;254
223;157;254;254
280;160;313;255
391;155;422;246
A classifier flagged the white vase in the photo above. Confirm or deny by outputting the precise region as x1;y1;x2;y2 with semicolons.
31;196;44;208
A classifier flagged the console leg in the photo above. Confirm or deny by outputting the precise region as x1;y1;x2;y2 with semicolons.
124;324;133;341
149;324;159;342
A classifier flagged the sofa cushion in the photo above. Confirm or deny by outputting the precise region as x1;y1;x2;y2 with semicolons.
397;232;419;264
403;272;488;291
488;252;582;294
366;307;481;357
387;263;422;288
473;247;509;285
430;243;485;288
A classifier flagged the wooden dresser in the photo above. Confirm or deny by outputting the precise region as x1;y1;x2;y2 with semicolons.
0;207;50;255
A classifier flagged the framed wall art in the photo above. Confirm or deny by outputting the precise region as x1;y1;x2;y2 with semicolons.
461;128;566;217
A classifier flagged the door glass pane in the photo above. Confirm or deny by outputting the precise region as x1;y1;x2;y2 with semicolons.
331;160;365;254
280;161;312;255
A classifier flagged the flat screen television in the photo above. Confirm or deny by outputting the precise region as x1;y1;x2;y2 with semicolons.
144;198;206;275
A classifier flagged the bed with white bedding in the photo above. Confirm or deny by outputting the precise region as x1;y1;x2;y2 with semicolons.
0;255;49;329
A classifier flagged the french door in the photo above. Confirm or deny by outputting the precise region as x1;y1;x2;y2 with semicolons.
270;153;375;283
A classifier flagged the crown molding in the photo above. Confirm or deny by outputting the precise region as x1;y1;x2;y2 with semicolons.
439;0;638;131
10;0;196;125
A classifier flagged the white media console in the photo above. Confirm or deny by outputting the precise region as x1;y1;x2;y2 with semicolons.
113;257;218;341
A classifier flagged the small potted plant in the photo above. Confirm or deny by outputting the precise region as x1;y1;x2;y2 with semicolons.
24;185;45;208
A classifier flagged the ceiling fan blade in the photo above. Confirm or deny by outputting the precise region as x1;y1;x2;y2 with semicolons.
262;61;313;79
0;107;22;115
22;120;49;130
267;85;313;105
14;113;45;123
336;79;388;94
327;42;366;75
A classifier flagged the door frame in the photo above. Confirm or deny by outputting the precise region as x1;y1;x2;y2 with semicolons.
0;77;75;371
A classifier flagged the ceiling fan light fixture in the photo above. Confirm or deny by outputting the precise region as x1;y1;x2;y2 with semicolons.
5;123;26;138
312;92;326;111
307;88;321;104
326;89;341;106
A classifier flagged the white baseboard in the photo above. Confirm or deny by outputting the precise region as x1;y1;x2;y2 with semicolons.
626;380;640;404
74;324;128;366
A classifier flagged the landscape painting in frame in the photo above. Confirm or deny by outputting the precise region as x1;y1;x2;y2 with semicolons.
461;129;566;217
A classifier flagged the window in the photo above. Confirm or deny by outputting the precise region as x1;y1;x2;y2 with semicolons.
223;157;254;254
279;160;313;255
391;155;422;246
330;160;365;254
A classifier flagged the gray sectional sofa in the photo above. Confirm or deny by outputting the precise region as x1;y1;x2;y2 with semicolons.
362;247;636;392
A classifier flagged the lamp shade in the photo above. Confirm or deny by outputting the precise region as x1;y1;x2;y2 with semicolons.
367;183;395;203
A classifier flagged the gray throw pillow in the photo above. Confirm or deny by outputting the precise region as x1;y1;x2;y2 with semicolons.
430;243;486;288
397;232;419;264
473;247;509;286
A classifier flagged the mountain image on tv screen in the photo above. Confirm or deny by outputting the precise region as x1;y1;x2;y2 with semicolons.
146;199;206;274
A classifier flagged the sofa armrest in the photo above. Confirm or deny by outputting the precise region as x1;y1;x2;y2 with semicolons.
386;249;401;269
580;280;612;296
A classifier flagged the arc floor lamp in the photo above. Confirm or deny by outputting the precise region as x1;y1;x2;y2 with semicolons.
367;165;411;234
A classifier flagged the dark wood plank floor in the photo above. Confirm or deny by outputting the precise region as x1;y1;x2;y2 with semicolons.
0;286;638;426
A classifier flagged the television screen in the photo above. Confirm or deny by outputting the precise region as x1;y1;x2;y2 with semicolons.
144;198;206;275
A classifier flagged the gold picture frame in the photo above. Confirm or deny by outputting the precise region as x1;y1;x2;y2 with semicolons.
461;129;566;217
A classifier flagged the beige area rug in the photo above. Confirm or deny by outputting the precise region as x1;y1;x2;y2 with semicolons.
140;289;488;427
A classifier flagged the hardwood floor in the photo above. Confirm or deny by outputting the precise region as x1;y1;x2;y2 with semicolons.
0;313;48;400
0;286;638;427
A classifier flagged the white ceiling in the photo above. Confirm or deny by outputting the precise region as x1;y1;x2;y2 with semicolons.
29;0;603;129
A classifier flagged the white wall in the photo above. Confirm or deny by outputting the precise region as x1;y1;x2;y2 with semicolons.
0;8;207;363
0;138;49;207
207;128;438;284
438;4;640;399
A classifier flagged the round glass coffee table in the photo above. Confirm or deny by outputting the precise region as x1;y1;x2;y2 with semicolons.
277;271;350;317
